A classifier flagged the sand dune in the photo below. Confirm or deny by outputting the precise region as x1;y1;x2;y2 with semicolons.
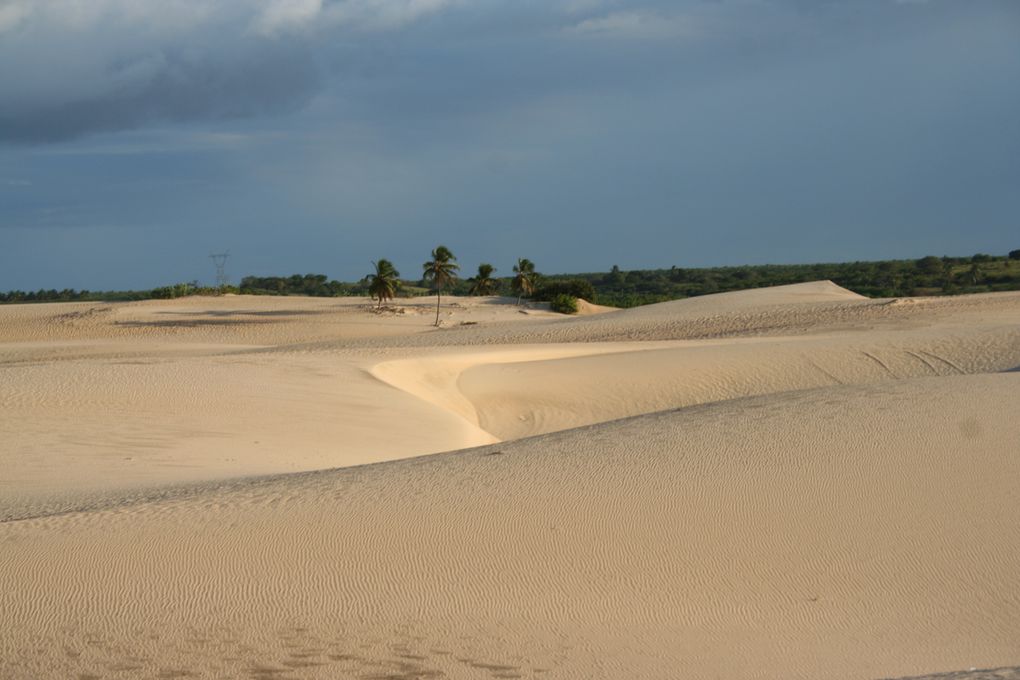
3;375;1019;679
332;284;1020;348
2;283;1019;679
458;325;1020;439
0;297;546;510
613;278;867;313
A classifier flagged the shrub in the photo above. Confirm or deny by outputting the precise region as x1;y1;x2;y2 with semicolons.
916;256;944;275
550;293;578;314
534;279;596;302
1009;249;1020;261
150;283;196;299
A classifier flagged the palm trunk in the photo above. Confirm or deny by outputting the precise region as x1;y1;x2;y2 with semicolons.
435;291;441;326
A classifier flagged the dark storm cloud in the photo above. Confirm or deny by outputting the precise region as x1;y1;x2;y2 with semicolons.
1;0;1006;144
0;0;459;144
0;43;319;144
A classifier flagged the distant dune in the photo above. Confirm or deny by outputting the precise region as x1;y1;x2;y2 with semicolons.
2;284;1019;679
618;278;867;313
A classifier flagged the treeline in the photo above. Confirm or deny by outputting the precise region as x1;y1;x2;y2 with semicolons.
3;251;1019;308
0;288;152;303
239;274;349;297
0;283;237;303
239;273;438;298
0;275;351;303
229;250;1020;308
535;251;1020;308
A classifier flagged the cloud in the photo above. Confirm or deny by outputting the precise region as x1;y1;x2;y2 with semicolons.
0;43;320;143
324;0;459;31
1;0;1008;146
252;0;324;35
565;10;699;39
0;2;31;32
251;0;459;35
0;0;456;144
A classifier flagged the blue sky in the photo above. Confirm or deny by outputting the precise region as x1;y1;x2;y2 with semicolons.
1;0;1018;290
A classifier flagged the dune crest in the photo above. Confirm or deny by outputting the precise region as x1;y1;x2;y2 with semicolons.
621;279;867;314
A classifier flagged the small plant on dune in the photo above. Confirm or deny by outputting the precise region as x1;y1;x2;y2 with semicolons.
368;259;400;307
422;245;460;326
511;258;537;306
550;293;579;314
468;263;500;296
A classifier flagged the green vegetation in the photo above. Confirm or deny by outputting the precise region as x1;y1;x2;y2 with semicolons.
4;251;1020;308
549;293;579;314
151;283;200;299
0;283;235;304
511;258;537;306
367;260;400;307
422;245;460;326
467;263;500;295
533;253;1020;308
239;274;347;297
0;288;103;303
533;279;596;303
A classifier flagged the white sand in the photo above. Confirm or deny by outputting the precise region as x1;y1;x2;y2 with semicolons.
2;283;1019;679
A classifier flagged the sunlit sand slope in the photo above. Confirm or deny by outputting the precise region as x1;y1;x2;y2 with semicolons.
0;296;544;508
2;374;1018;680
373;282;1020;439
0;350;497;515
458;325;1020;439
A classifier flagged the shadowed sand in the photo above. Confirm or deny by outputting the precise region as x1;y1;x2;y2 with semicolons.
2;283;1019;679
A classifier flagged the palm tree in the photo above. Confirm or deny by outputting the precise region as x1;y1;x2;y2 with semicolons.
422;245;460;326
511;257;536;306
468;263;499;296
367;259;400;307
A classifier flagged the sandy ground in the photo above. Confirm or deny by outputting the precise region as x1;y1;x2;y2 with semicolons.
1;282;1019;679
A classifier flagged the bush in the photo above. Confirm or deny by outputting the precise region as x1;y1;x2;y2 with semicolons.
150;283;196;299
916;256;944;275
1009;249;1020;261
550;293;578;314
239;273;346;297
534;279;596;302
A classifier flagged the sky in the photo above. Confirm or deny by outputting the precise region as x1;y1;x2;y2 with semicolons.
1;0;1018;290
